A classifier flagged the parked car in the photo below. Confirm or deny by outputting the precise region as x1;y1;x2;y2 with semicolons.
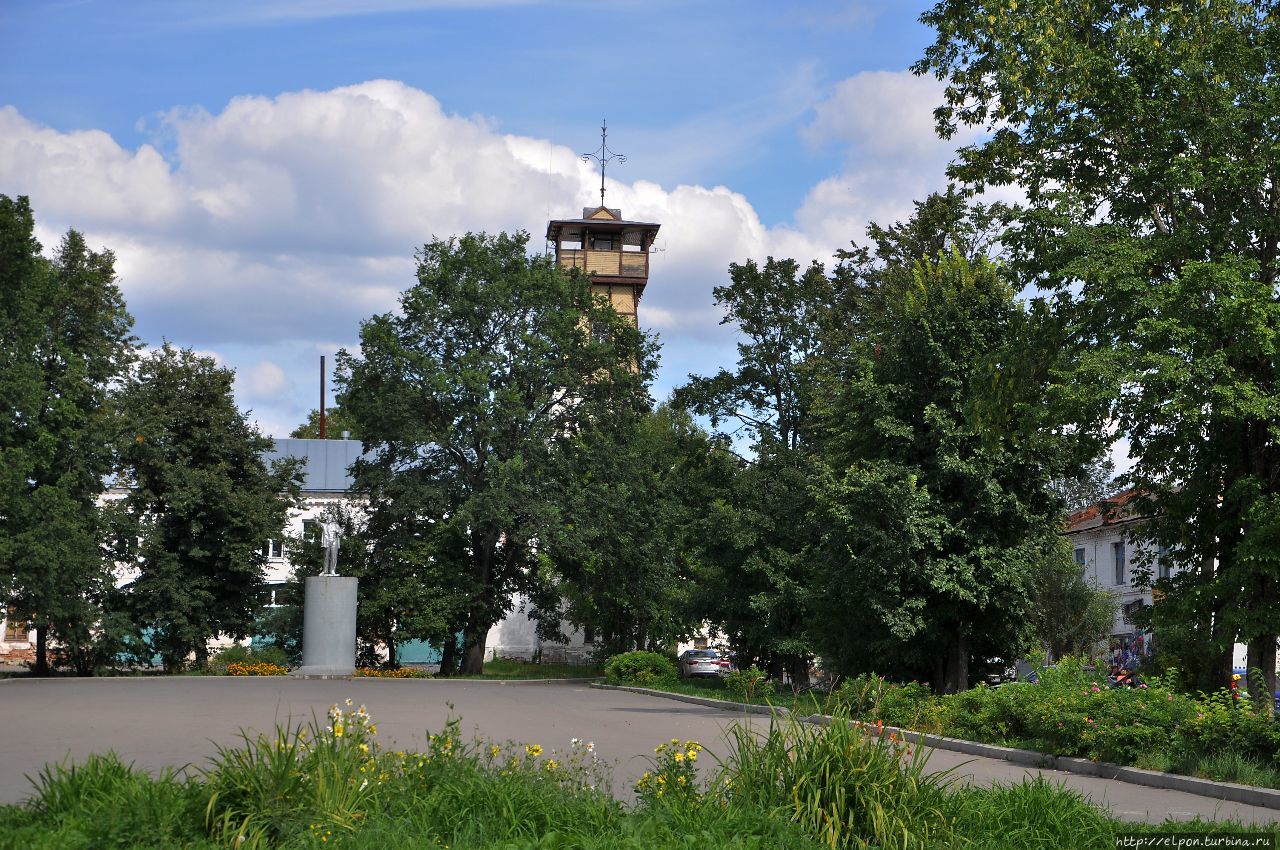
678;649;725;678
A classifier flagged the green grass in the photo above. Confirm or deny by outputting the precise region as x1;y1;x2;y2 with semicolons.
2;705;1276;850
458;658;603;680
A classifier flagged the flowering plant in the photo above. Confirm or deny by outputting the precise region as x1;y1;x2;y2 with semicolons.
226;661;288;676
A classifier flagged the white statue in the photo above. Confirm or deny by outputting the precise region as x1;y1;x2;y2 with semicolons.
320;521;342;576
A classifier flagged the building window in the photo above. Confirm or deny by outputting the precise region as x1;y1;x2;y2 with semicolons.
1157;545;1171;580
1113;541;1126;585
260;584;292;608
302;519;319;542
1121;600;1145;626
1074;547;1086;567
583;624;595;645
4;614;28;643
262;539;285;559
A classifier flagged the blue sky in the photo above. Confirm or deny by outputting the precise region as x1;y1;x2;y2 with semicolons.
2;0;982;439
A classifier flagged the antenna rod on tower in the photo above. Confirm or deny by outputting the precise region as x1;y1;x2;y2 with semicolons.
581;119;626;207
320;355;326;440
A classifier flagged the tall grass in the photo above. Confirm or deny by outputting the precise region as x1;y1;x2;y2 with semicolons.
2;704;1279;850
719;712;952;849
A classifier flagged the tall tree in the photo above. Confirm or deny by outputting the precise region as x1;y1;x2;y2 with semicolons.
338;232;655;675
812;252;1072;692
1027;540;1116;664
0;196;136;674
110;344;303;671
549;405;724;655
675;257;834;684
918;0;1280;694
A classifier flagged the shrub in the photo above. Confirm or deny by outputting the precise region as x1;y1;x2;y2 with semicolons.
724;665;768;701
833;674;938;731
603;651;677;686
208;644;291;675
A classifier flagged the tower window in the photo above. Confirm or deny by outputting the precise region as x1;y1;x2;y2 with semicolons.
590;234;614;250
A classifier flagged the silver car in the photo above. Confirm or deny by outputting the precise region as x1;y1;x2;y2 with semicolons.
678;649;724;678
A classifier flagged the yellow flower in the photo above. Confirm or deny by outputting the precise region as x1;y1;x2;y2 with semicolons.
490;745;501;758
676;775;686;785
359;743;369;753
525;744;543;757
544;759;559;771
670;738;679;746
369;724;377;735
333;724;344;738
673;751;684;763
654;744;667;754
685;750;698;762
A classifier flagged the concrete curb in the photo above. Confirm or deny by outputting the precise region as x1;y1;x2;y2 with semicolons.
1055;757;1280;810
589;682;790;716
594;685;1280;812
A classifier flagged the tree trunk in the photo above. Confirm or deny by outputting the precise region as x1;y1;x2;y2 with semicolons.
439;628;458;677
945;630;970;693
788;655;810;690
34;621;49;676
1259;635;1278;718
194;642;209;670
386;631;398;669
933;655;947;696
767;654;785;683
460;615;487;675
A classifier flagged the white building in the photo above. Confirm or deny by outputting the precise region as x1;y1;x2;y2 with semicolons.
1062;490;1171;655
1062;490;1251;673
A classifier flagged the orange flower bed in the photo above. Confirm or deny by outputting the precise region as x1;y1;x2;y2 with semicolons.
353;667;431;679
226;661;289;676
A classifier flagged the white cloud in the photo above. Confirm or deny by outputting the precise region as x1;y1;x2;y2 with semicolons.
237;360;289;400
0;73;974;432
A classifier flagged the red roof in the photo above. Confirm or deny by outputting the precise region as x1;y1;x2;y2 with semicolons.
1063;488;1144;533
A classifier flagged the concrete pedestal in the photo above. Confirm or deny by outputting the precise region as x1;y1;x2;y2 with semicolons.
291;576;358;678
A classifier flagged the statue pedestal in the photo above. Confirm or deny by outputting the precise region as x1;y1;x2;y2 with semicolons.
291;576;358;678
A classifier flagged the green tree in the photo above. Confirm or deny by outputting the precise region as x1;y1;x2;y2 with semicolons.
0;196;136;674
549;405;723;655
338;232;655;675
110;344;303;671
1049;455;1117;515
675;256;834;685
1027;540;1115;664
812;253;1070;692
289;405;359;440
918;0;1280;695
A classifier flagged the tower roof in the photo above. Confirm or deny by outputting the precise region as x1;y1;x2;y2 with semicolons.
545;206;660;243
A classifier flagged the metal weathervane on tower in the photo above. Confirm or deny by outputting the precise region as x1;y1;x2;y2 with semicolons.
581;120;626;206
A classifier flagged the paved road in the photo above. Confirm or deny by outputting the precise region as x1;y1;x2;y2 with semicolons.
0;677;1276;826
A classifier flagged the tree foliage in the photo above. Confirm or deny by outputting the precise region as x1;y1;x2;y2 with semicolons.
289;405;359;440
1026;540;1115;663
110;344;303;671
550;405;729;656
918;0;1280;693
812;252;1073;692
338;232;655;674
675;257;834;683
0;195;136;674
